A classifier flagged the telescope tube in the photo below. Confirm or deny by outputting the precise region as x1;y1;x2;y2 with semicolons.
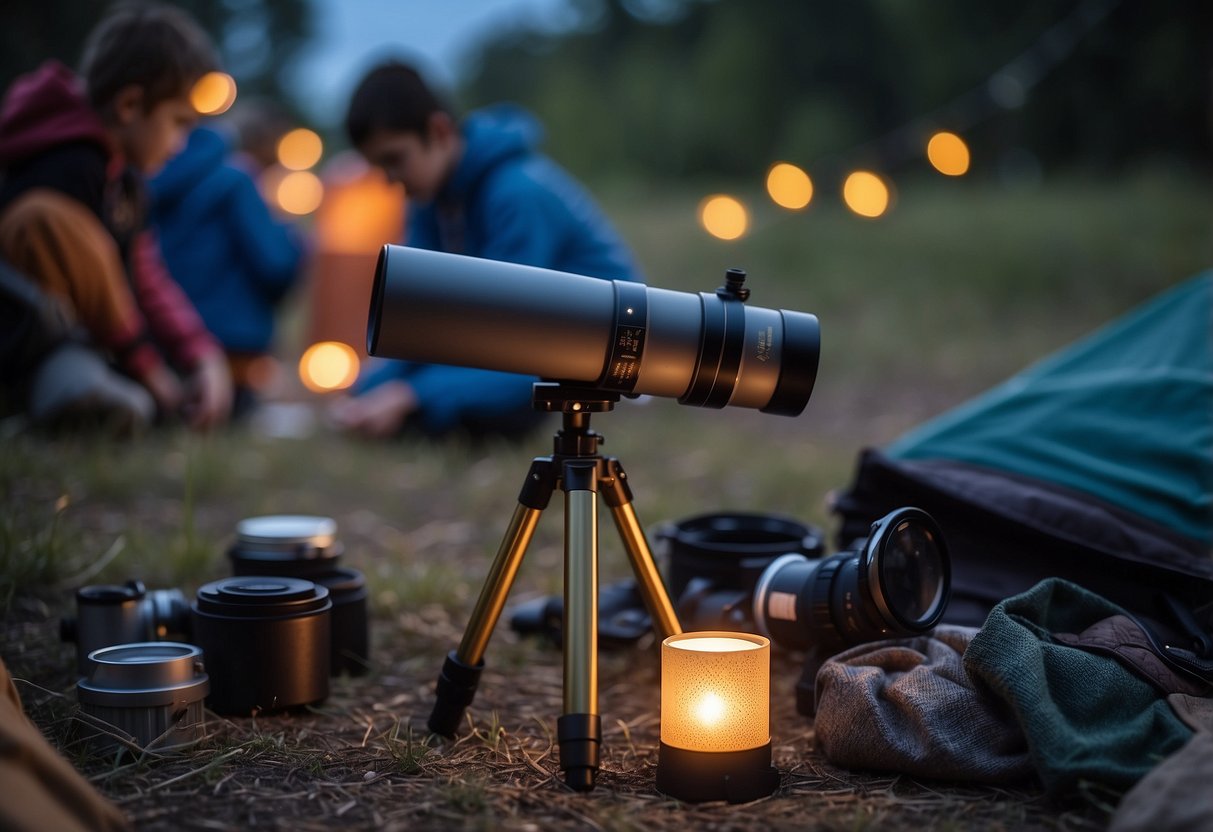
367;246;819;416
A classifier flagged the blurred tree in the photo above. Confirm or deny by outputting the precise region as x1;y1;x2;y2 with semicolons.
461;0;1212;183
1;0;313;111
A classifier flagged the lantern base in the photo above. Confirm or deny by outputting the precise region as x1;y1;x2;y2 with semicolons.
656;741;779;804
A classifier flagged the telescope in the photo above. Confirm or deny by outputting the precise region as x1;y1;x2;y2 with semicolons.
366;245;822;792
367;246;820;415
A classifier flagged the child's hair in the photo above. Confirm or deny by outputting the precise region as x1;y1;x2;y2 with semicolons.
79;2;219;114
346;61;453;148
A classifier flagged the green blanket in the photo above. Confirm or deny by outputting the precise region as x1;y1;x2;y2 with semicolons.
963;579;1193;796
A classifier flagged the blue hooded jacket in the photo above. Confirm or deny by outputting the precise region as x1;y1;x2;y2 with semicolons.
150;126;304;354
359;105;642;434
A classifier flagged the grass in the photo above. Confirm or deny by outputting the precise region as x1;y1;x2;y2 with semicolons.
1;172;1209;830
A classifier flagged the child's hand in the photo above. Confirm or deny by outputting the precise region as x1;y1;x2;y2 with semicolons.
327;380;417;439
182;352;232;430
140;362;184;417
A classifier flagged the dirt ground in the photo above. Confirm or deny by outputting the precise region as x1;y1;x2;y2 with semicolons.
5;571;1110;832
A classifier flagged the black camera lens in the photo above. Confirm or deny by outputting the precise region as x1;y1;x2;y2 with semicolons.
752;507;950;652
868;513;947;631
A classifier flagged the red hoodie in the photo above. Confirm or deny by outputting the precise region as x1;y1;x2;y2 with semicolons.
0;61;218;376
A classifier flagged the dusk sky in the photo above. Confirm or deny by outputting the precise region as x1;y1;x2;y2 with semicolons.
289;0;575;126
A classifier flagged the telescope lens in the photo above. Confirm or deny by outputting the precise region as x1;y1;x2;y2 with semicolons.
752;507;950;652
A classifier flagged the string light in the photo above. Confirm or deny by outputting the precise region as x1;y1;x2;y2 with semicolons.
190;72;237;116
699;195;749;241
695;0;1119;234
766;163;813;210
276;171;324;215
278;128;324;171
842;171;891;219
927;132;971;176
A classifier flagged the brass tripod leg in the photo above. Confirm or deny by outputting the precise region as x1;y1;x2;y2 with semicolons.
609;502;683;640
428;502;541;738
457;504;542;664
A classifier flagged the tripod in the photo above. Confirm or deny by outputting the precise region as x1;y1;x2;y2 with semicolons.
426;383;683;790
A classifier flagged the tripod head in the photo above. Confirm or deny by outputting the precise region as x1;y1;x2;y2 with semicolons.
532;382;620;458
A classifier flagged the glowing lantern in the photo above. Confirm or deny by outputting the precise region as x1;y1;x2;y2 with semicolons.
298;341;360;393
927;132;971;176
699;195;749;241
766;162;813;210
656;632;779;803
278;128;324;171
842;171;891;219
190;72;237;116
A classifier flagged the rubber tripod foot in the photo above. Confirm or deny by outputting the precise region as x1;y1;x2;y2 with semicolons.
427;651;484;737
557;713;601;791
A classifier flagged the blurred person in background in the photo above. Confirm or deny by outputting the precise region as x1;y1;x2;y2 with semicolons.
328;59;642;440
0;2;231;433
150;116;306;418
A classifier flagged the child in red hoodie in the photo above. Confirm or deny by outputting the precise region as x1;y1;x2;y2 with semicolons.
0;2;231;430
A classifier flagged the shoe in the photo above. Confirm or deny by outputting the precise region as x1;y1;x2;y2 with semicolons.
28;344;154;437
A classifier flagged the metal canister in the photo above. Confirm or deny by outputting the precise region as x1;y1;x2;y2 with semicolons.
76;642;209;753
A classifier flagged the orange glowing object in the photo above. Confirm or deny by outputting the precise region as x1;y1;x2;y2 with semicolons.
276;171;324;216
277;128;324;171
699;195;749;241
766;162;813;210
661;633;770;753
190;72;237;116
299;341;360;393
842;171;891;219
927;132;971;176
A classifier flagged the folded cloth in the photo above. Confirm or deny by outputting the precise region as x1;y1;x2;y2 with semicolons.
814;625;1033;783
963;578;1194;797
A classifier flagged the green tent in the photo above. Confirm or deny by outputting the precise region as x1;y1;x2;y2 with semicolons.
835;272;1213;624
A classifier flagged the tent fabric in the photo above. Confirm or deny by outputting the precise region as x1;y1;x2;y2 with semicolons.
887;272;1213;545
832;450;1211;626
833;272;1213;625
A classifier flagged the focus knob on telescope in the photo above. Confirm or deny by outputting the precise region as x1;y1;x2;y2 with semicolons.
717;268;750;302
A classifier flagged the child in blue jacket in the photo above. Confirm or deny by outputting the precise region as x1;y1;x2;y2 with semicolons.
151;124;304;414
330;61;642;439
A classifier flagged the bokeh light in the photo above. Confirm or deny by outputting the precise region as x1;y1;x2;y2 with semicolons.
277;128;324;171
842;171;891;219
299;341;359;393
927;131;971;176
276;170;324;215
699;195;749;241
190;72;237;116
766;162;813;210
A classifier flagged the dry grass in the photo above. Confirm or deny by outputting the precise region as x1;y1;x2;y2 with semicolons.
6;572;1107;832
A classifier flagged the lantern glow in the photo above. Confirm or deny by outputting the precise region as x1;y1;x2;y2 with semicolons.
656;631;779;803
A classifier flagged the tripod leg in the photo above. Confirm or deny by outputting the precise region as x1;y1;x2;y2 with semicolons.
601;459;683;640
427;501;542;737
558;460;601;791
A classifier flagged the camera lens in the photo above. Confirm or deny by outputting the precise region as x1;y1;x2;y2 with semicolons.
752;507;950;652
868;513;946;630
